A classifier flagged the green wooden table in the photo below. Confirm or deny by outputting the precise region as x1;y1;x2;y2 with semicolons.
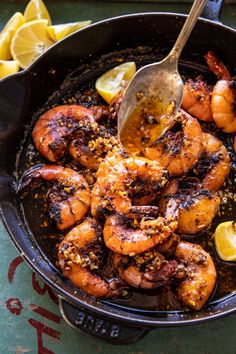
0;1;236;353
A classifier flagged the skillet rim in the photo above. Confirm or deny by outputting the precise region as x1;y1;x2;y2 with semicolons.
0;11;236;84
1;11;236;327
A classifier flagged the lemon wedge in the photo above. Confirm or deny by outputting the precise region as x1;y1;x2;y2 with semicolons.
95;62;136;103
214;221;236;261
0;12;25;60
24;0;52;25
10;19;54;69
0;60;19;79
47;20;91;42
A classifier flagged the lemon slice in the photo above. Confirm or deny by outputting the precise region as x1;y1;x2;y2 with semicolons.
0;12;25;60
10;19;54;69
214;221;236;261
95;62;136;103
24;0;52;25
47;20;91;42
0;60;19;79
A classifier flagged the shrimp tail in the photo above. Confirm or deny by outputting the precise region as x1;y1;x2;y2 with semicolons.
205;51;231;80
106;278;128;298
145;260;178;286
17;164;45;192
91;105;110;121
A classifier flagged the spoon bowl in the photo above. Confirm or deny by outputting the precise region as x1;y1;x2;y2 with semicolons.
118;58;183;152
118;0;208;153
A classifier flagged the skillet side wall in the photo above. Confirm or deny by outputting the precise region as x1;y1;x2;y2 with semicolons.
0;13;236;327
0;14;235;176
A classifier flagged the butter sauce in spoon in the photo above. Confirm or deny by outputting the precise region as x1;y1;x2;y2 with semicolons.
118;0;208;153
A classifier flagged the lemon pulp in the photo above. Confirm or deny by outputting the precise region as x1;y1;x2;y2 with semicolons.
10;19;54;69
214;221;236;261
47;20;91;42
95;62;136;103
0;12;25;60
0;60;19;78
24;0;52;25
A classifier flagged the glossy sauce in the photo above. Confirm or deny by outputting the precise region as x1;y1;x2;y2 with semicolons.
119;96;176;153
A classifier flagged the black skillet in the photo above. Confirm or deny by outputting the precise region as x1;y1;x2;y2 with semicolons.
0;0;236;344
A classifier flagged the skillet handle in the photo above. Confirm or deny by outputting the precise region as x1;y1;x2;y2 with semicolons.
59;297;150;344
201;0;224;22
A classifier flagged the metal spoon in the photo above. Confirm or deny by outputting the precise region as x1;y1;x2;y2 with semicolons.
118;0;208;153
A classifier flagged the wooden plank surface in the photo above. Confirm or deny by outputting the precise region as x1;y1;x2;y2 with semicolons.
0;1;236;353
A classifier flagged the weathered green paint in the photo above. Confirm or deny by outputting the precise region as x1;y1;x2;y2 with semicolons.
0;1;236;353
1;222;236;353
0;1;236;28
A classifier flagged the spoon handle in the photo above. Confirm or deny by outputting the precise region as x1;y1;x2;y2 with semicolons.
168;0;208;63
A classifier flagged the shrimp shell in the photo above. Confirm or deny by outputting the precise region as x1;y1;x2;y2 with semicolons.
58;219;123;298
19;164;91;230
175;241;216;311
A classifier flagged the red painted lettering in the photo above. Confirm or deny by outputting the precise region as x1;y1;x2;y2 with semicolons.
32;273;58;304
29;304;61;324
28;318;60;354
5;298;23;316
8;256;24;283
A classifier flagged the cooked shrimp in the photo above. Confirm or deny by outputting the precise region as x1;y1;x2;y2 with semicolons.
194;132;230;192
159;178;220;235
91;156;168;218
69;125;119;170
112;250;178;289
176;190;220;235
211;79;236;133
205;51;236;133
143;110;203;176
32;104;111;168
19;165;90;230
158;179;179;216
182;79;213;121
90;150;127;218
33;105;96;162
103;199;179;255
58;219;123;298
175;241;217;310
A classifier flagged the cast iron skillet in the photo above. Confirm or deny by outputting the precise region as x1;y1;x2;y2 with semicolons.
0;0;236;344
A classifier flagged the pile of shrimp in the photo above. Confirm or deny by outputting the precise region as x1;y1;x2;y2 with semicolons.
19;51;235;311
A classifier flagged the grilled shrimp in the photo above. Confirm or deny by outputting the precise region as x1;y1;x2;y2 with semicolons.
143;110;203;176
103;200;179;255
159;178;220;235
182;79;213;121
175;241;216;310
19;165;90;230
194;133;230;192
205;51;236;133
112;249;178;289
58;219;123;298
33;105;96;161
32;104;111;168
91;156;168;218
176;190;220;235
69;123;119;170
